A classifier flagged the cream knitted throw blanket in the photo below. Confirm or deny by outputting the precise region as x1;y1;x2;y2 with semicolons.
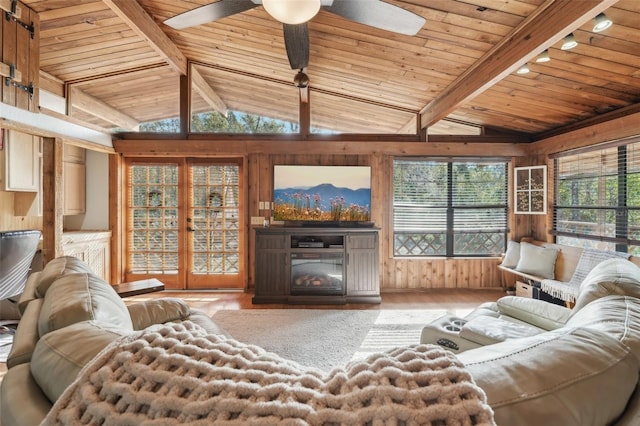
42;321;494;425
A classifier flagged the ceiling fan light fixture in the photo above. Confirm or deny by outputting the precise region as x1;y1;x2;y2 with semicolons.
536;49;550;63
262;0;321;25
593;12;612;32
561;33;578;50
294;70;309;88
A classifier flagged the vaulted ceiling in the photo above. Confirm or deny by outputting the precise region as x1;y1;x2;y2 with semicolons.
19;0;640;140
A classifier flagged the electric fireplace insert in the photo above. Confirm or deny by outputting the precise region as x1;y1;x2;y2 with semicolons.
290;251;344;295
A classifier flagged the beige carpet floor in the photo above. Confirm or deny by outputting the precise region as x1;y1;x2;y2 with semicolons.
211;308;465;371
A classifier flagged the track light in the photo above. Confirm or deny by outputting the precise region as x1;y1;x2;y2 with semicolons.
561;33;578;50
593;12;612;32
517;64;530;74
262;0;321;25
536;49;550;63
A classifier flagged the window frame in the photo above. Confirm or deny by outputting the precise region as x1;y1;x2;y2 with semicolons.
552;138;640;254
392;157;509;258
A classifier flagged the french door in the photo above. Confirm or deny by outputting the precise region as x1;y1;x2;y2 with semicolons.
125;158;244;289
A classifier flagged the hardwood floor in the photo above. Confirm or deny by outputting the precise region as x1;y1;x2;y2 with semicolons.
122;289;504;317
0;288;503;381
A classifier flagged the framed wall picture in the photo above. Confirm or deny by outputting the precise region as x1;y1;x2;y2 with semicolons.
514;165;547;214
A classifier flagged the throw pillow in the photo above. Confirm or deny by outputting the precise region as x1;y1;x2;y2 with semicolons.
500;240;520;268
514;242;559;279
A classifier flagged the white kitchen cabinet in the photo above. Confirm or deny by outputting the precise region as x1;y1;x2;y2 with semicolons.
0;129;40;192
63;144;86;215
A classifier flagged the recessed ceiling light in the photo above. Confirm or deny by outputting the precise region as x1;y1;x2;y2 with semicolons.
561;33;578;50
536;50;550;63
593;13;612;32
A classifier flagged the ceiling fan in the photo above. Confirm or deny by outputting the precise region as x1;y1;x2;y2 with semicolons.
165;1;424;104
164;0;426;72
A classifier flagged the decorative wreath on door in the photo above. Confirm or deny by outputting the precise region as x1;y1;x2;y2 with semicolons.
208;191;223;211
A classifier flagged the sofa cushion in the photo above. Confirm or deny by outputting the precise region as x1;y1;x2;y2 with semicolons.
188;308;229;336
514;242;559;279
496;295;572;330
570;258;640;312
31;321;128;403
459;315;543;345
463;301;500;320
567;295;640;363
6;298;43;368
0;363;52;426
458;327;638;426
35;256;94;298
17;271;41;314
38;272;133;337
127;298;191;330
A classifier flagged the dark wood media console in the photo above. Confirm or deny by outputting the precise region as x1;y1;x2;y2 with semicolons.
253;227;380;304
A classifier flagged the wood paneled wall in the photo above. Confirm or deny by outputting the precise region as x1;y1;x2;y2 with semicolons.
511;154;550;243
245;151;505;291
114;128;640;291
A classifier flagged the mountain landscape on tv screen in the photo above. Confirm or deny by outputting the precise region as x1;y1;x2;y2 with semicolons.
273;183;371;222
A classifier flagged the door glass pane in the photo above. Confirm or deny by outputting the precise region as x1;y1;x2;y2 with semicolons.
190;164;240;274
128;164;179;273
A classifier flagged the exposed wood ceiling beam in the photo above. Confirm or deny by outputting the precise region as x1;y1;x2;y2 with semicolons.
191;66;228;117
0;104;113;148
419;0;619;130
102;0;188;75
102;1;229;123
69;86;139;130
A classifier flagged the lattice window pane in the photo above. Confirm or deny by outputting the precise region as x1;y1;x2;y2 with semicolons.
190;164;240;275
128;164;179;274
393;159;507;257
554;141;640;254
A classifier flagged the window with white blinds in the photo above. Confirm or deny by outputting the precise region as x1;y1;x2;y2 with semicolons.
554;139;640;255
128;163;180;274
393;159;508;257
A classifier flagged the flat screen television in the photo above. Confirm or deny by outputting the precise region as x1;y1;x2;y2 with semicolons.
273;165;372;226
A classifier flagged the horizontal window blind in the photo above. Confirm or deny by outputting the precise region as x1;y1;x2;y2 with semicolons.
554;140;640;254
393;159;507;257
128;163;180;274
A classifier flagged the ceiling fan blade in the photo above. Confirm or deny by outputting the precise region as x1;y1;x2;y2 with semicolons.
327;0;425;36
283;23;309;70
164;0;258;30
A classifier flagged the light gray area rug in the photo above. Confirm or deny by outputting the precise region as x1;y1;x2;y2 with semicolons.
211;309;452;371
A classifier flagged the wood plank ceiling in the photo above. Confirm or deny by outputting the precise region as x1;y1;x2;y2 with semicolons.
19;0;640;140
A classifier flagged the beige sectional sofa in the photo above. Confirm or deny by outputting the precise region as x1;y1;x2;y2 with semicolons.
422;258;640;425
2;256;495;425
0;256;225;426
5;254;640;425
